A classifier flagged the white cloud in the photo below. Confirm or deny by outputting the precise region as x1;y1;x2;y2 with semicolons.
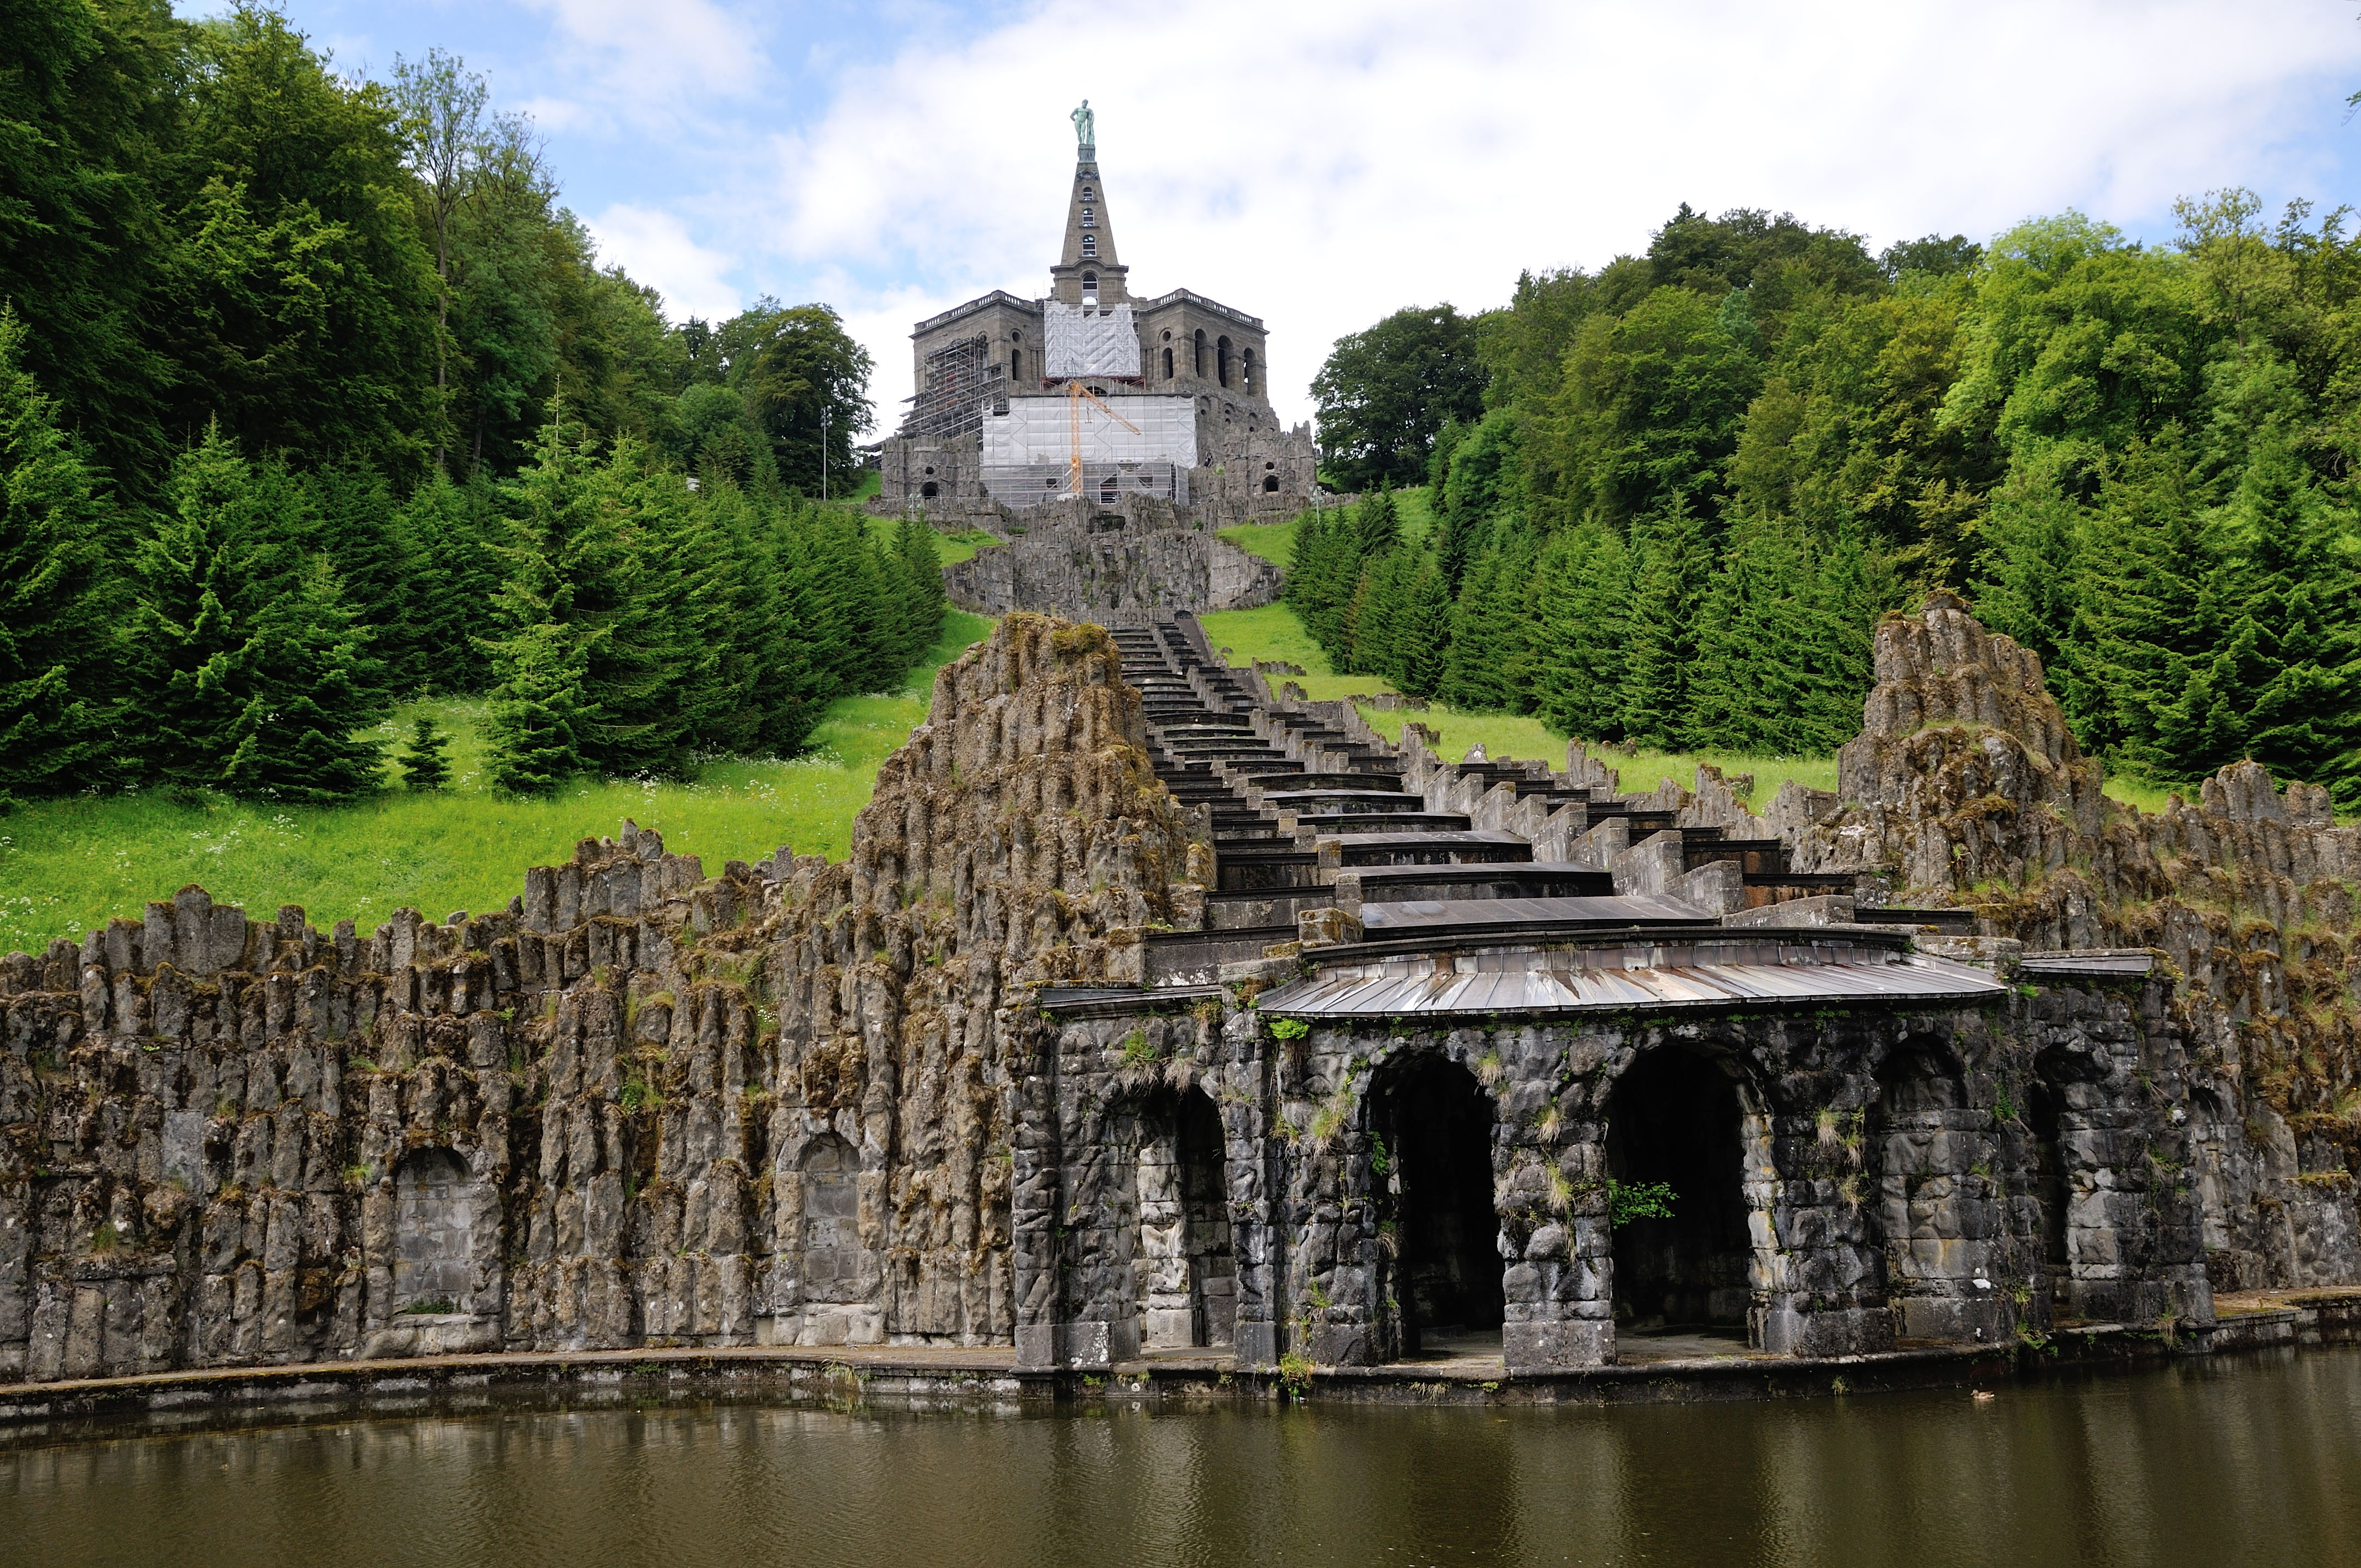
518;0;768;125
584;204;744;323
747;0;2361;431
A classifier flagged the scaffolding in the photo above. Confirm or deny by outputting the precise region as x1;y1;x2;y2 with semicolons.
899;334;1005;440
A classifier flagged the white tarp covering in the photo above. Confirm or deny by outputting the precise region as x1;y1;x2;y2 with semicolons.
1042;303;1141;378
982;394;1197;469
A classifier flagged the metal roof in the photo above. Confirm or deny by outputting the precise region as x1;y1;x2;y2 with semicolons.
1256;944;2007;1020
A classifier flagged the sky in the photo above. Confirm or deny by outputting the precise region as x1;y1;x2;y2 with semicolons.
184;1;2361;437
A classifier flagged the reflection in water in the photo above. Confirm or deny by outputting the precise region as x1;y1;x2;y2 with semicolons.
6;1351;2360;1567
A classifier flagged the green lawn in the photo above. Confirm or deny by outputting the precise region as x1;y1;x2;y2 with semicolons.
1218;486;1433;574
862;513;1000;567
1199;600;1841;807
0;611;995;956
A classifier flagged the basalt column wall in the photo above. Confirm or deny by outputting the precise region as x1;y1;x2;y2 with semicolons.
1768;593;2361;1295
0;616;1203;1381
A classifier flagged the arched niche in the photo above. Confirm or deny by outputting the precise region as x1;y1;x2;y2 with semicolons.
393;1147;482;1314
1369;1054;1504;1358
1603;1049;1754;1348
1134;1088;1237;1351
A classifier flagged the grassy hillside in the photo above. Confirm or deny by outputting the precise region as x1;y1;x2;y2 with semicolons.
1198;596;2190;815
0;612;995;956
1199;600;1842;807
1218;486;1433;573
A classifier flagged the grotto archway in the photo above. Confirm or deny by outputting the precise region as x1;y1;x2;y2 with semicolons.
1132;1087;1238;1351
1603;1048;1753;1341
1371;1054;1504;1357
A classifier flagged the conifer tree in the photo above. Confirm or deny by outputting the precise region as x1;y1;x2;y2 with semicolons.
1439;522;1538;712
1532;522;1630;743
482;617;587;794
0;308;116;805
397;715;453;790
398;471;505;693
1397;559;1454;698
1618;494;1709;748
129;427;266;789
218;556;386;802
308;461;412;697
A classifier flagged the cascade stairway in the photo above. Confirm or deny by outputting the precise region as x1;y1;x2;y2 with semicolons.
1104;616;1873;985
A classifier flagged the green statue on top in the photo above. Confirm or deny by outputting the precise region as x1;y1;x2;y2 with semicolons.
1071;99;1095;151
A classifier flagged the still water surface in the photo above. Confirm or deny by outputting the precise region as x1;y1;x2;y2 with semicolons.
5;1351;2359;1568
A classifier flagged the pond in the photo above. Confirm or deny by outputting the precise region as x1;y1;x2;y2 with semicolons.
6;1351;2359;1567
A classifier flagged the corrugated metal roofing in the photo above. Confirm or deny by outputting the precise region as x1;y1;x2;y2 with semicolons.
1257;947;2006;1019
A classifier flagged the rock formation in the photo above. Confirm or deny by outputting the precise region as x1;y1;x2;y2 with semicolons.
0;616;1199;1378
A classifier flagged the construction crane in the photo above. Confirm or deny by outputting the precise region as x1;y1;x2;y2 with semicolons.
1066;380;1140;499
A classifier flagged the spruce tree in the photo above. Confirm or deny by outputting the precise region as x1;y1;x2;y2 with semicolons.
1532;521;1630;743
129;427;264;790
1439;522;1538;712
1618;495;1709;749
0;308;116;804
396;715;453;790
218;556;387;802
398;470;504;693
308;460;412;697
1397;559;1454;698
482;617;587;794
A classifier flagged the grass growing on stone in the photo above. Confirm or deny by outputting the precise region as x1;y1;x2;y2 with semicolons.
0;611;995;956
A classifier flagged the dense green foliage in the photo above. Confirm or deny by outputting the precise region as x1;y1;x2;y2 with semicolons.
0;2;922;807
1309;306;1488;490
1300;195;2361;796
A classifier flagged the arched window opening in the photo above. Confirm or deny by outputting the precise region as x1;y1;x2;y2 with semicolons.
1081;235;1097;258
1242;349;1257;395
1216;335;1232;388
393;1148;476;1314
1263;475;1280;492
1081;186;1095;200
1010;349;1021;380
1082;270;1099;301
1193;330;1206;377
1372;1055;1503;1359
2031;1069;2074;1305
1162;346;1174;379
920;481;939;499
1605;1049;1752;1348
1081;205;1096;227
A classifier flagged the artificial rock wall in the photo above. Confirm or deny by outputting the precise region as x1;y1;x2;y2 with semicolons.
0;617;1201;1381
942;497;1281;619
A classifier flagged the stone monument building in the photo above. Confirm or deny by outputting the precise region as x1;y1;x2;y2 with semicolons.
879;115;1318;527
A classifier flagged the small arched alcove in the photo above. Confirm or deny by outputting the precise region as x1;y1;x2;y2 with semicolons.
393;1148;477;1314
1263;474;1280;492
1604;1049;1752;1344
1372;1054;1503;1357
1216;335;1232;388
1135;1088;1237;1349
800;1133;866;1303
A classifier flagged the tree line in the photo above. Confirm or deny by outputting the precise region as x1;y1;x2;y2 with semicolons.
0;2;937;808
1303;194;2361;800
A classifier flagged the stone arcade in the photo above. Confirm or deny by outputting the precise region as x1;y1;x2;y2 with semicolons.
3;598;2357;1385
